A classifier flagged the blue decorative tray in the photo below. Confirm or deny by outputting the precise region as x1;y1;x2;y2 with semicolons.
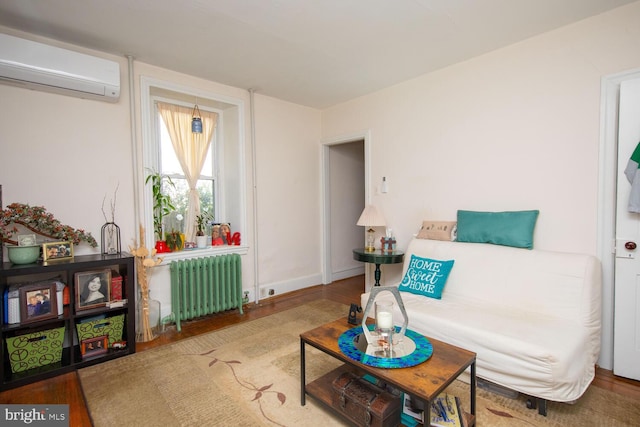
338;325;433;368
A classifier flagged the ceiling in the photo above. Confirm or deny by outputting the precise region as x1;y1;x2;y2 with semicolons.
0;0;635;108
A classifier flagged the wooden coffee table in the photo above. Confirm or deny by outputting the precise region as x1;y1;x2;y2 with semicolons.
300;317;476;426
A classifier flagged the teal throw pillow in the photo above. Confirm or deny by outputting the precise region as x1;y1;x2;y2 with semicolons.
399;255;454;300
456;210;539;249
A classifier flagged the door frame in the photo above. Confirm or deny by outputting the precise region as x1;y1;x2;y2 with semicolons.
321;130;371;285
598;67;640;370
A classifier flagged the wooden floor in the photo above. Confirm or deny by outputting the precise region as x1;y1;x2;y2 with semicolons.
1;275;638;426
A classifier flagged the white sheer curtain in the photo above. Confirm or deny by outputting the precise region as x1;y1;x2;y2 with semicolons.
157;102;218;241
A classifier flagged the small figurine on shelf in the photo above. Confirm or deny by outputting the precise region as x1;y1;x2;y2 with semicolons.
228;232;241;245
380;236;396;252
380;228;397;252
348;303;362;325
112;340;127;350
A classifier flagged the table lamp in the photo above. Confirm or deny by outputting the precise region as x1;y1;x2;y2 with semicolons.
357;205;386;252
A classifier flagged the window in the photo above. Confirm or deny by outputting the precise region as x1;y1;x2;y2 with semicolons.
159;108;217;236
139;77;247;255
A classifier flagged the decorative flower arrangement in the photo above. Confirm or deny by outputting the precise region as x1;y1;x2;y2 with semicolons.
129;225;163;342
0;203;97;247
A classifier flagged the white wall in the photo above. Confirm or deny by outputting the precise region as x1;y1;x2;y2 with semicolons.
321;2;640;368
324;2;640;255
252;95;322;297
0;54;135;253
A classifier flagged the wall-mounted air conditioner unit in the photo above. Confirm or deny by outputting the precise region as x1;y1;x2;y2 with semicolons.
0;33;120;102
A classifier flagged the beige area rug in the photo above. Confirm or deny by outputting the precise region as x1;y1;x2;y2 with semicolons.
79;300;640;426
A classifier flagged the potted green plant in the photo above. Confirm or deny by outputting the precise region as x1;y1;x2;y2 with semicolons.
145;169;175;253
195;211;213;248
165;229;184;252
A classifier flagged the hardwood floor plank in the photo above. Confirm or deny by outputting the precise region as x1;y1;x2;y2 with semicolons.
1;275;638;426
0;372;92;427
593;366;640;400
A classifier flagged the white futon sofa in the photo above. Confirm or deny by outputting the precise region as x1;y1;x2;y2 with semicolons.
361;238;602;415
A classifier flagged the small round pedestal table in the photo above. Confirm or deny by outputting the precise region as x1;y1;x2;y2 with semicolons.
352;248;404;287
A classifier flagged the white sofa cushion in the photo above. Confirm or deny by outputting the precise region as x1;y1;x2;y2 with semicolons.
362;239;602;402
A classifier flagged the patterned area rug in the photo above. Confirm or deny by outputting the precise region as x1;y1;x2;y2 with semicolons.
79;300;640;426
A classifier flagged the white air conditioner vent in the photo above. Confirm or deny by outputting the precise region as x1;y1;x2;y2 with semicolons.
0;33;120;102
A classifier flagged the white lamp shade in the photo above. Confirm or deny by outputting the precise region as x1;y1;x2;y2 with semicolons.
357;205;386;227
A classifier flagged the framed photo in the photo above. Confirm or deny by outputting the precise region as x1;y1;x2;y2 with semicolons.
17;233;37;246
81;335;108;358
42;241;74;262
75;270;111;311
19;282;59;325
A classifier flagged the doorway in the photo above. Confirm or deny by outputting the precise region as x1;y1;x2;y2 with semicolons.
613;76;640;381
321;131;371;285
598;68;640;375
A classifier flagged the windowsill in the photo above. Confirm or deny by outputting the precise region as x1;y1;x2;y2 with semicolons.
154;244;249;262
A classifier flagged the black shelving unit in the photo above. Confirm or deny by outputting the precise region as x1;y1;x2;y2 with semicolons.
0;252;136;391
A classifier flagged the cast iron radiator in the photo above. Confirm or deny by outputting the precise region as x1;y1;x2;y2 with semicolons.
169;254;243;332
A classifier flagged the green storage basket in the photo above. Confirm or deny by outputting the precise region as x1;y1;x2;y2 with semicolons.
76;314;124;347
6;327;65;373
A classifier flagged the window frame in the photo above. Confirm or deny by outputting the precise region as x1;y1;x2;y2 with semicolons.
139;77;248;260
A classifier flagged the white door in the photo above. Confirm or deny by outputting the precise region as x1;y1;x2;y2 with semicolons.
614;77;640;381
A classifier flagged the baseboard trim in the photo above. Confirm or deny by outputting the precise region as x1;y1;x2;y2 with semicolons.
331;266;364;281
258;273;323;300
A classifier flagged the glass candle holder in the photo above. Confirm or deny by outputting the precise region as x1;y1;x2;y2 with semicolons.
375;300;394;357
